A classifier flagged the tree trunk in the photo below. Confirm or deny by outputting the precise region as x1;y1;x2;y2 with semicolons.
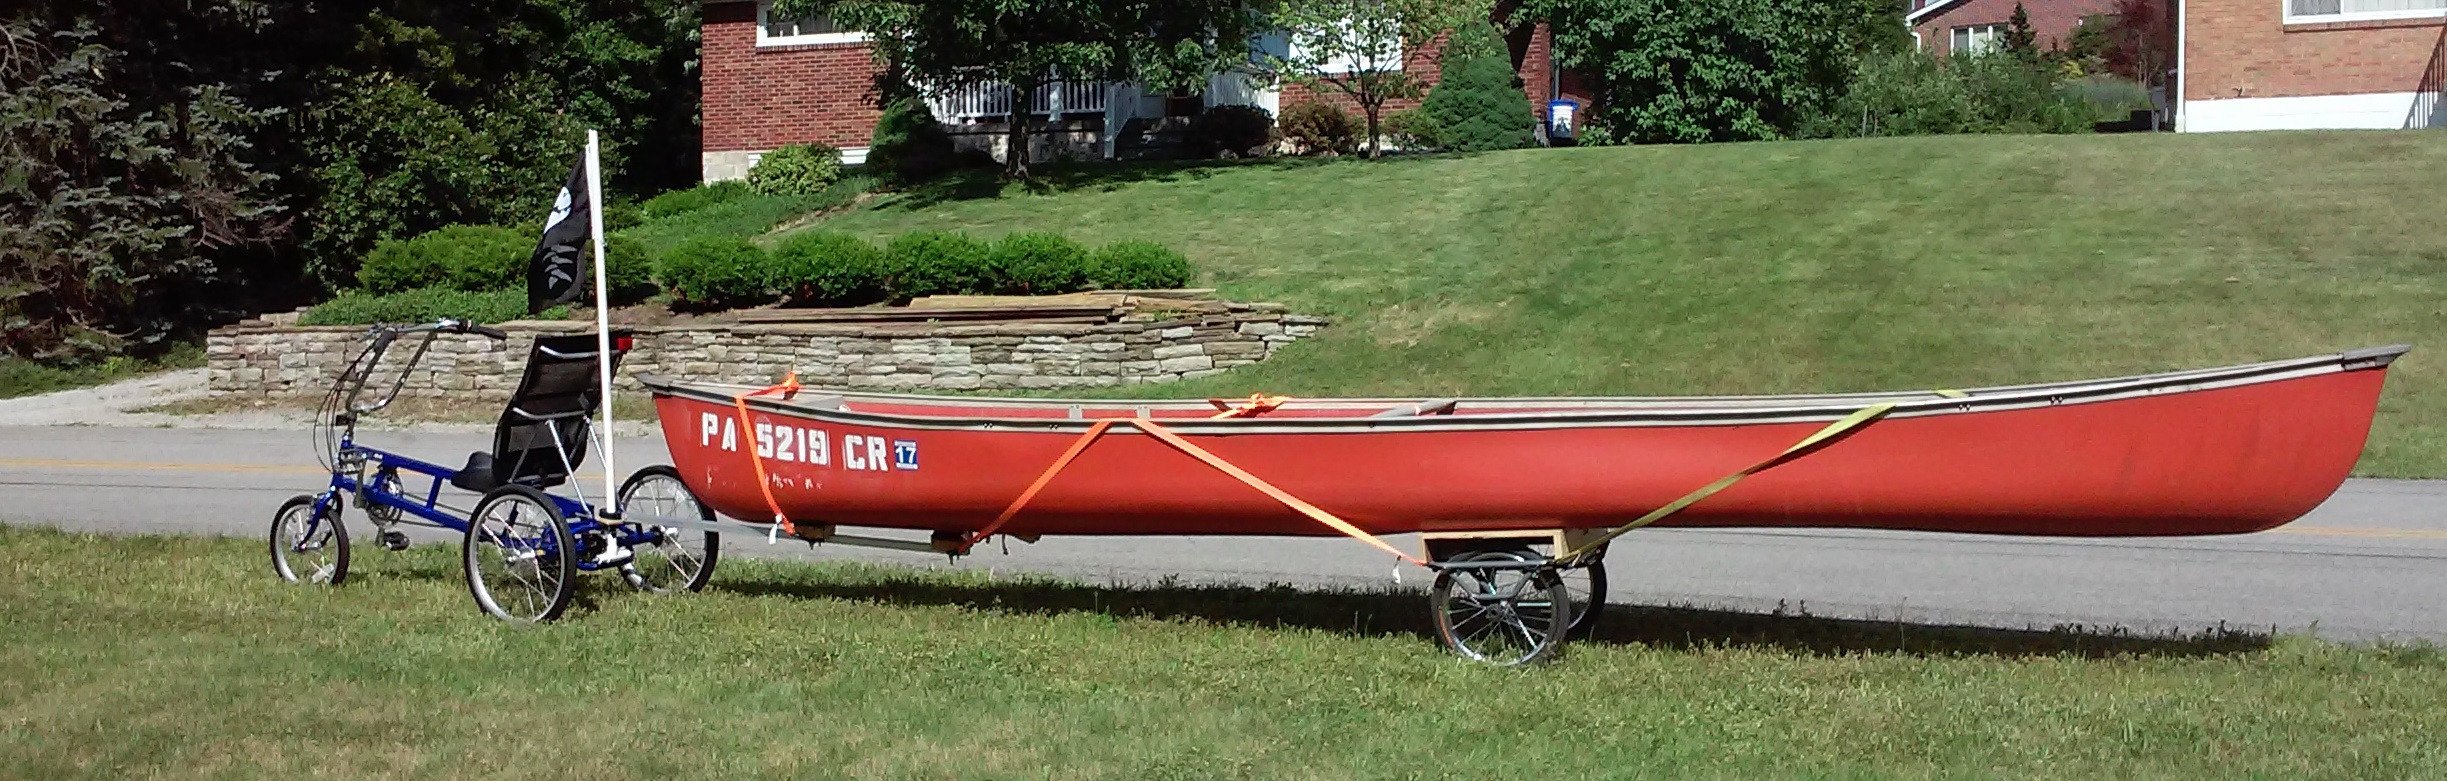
1362;102;1383;159
1004;78;1037;179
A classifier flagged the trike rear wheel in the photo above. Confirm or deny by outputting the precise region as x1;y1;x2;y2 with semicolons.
462;486;576;623
270;494;349;586
616;465;719;593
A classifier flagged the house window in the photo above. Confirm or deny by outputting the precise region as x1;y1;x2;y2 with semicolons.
2286;0;2447;22
1950;23;2005;54
756;1;867;47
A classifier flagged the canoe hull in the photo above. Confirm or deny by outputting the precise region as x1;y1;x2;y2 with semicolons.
647;352;2393;538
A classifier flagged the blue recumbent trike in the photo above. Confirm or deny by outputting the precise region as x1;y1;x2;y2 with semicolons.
268;318;723;622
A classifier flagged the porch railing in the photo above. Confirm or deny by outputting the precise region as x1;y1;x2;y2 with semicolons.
927;80;1113;122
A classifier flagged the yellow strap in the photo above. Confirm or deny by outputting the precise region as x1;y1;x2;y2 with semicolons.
1557;402;1896;563
1933;389;1968;399
959;415;1427;566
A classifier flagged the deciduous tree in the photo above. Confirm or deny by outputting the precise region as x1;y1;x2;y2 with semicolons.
809;0;1259;178
1261;0;1481;157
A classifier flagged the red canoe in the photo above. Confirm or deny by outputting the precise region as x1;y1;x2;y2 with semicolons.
640;345;2405;541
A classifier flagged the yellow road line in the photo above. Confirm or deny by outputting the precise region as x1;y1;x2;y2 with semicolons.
0;457;608;482
0;457;322;475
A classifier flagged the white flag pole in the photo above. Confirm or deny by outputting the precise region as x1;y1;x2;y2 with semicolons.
586;129;618;513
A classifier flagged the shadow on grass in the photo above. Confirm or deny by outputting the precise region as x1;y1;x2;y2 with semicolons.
874;152;1487;211
715;572;2272;660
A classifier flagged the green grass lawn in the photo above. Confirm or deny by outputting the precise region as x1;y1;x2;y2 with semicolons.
808;132;2447;477
3;527;2443;779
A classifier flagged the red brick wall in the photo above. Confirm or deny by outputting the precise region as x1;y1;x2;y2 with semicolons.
1912;0;2121;56
701;0;887;153
2182;0;2447;100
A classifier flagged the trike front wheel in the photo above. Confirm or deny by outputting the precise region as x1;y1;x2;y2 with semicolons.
270;494;349;586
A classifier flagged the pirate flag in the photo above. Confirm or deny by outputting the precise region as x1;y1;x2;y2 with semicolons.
526;157;592;313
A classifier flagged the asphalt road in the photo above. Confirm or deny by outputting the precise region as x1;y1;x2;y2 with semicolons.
7;424;2447;642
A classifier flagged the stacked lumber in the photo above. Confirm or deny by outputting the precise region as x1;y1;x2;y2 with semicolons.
734;289;1228;326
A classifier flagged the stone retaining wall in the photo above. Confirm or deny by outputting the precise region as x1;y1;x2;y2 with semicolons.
206;309;1325;397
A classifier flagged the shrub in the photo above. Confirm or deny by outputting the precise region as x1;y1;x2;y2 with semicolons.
1419;22;1537;152
299;287;565;326
1952;52;2093;134
1088;241;1194;290
1381;108;1438;150
990;232;1094;295
1188;104;1276;158
867;97;959;186
640;181;753;220
600;235;657;306
356;225;530;295
655;236;773;308
883;231;996;299
1809;50;2090;138
771;231;889;306
1279;102;1360;155
747;143;843;196
2065;74;2153;122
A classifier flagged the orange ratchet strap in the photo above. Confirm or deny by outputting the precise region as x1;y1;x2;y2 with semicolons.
959;415;1426;566
1207;393;1291;418
730;372;803;540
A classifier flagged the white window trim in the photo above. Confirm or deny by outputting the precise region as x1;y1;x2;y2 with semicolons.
1950;23;2006;54
2281;1;2447;24
755;1;868;47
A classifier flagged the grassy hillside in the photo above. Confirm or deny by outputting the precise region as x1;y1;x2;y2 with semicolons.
809;132;2446;477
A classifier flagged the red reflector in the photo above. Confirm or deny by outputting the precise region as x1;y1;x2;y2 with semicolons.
613;335;635;351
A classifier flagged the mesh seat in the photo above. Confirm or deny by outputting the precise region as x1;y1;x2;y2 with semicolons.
449;333;628;493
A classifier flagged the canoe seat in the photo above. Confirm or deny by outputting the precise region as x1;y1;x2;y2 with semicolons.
1372;399;1458;418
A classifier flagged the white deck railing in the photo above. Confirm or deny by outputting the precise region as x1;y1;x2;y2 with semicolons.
928;80;1113;122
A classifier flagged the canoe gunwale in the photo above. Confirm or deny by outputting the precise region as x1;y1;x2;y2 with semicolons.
636;345;2409;435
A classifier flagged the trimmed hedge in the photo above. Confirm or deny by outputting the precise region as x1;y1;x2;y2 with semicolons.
357;225;528;295
358;224;655;306
640;180;753;220
600;234;656;304
884;231;996;299
300;287;567;326
1088;241;1194;290
991;232;1093;295
656;236;773;308
748;143;843;197
772;230;888;306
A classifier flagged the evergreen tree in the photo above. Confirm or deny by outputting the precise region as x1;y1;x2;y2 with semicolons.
1418;22;1536;152
2004;3;2039;60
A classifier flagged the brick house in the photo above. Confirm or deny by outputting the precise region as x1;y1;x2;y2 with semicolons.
698;0;1588;182
1898;0;2133;55
1909;0;2124;55
2177;0;2447;130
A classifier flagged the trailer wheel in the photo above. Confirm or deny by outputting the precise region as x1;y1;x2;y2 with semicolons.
270;494;350;586
616;465;720;593
1430;549;1571;666
463;486;576;623
1559;550;1607;639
